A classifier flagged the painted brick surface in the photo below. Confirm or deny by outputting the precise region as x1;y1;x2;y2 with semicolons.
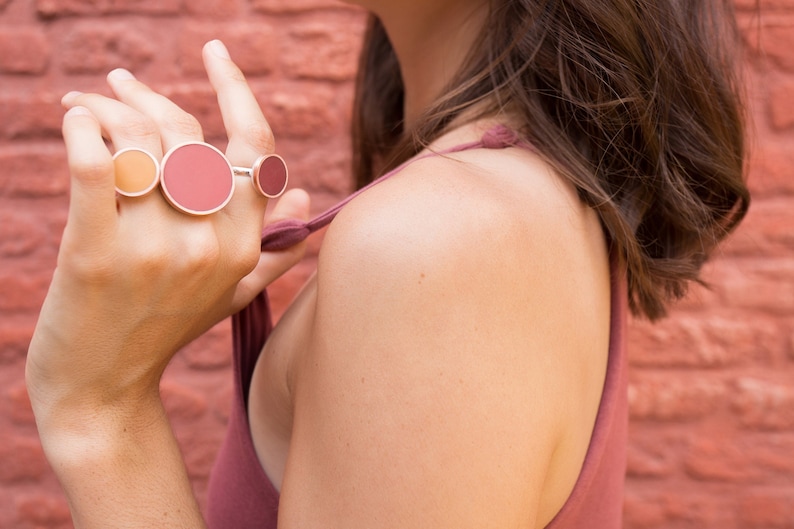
0;1;791;528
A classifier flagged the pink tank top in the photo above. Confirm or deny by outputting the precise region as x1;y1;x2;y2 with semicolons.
205;127;629;528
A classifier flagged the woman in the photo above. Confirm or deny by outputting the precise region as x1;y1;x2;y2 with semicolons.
26;0;749;527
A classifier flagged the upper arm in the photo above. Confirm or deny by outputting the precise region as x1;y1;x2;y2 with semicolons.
277;156;608;529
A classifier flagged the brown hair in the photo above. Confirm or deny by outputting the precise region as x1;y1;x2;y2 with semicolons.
352;0;750;320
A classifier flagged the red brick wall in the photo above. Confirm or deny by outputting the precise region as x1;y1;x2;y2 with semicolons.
622;2;794;526
0;1;790;528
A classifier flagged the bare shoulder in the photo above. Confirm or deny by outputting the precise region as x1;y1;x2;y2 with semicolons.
279;143;612;528
312;144;611;401
318;144;609;315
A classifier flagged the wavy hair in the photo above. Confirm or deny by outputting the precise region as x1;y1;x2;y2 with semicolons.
351;0;750;320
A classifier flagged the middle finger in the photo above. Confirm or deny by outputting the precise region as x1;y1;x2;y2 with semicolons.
106;68;205;149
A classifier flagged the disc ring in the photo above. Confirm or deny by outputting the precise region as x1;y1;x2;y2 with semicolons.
232;154;289;199
113;148;160;198
159;142;235;216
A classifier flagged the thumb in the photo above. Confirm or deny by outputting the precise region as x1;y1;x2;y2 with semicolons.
231;188;311;312
265;187;311;227
61;106;117;246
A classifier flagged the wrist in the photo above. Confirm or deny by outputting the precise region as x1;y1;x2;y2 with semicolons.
29;379;165;464
26;319;168;428
29;394;207;528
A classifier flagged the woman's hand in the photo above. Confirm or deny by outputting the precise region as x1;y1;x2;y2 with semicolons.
27;39;308;428
24;40;309;527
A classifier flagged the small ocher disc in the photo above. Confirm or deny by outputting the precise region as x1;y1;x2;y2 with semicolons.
113;148;160;197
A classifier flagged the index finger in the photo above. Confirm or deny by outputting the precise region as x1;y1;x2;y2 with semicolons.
61;106;118;244
202;40;275;166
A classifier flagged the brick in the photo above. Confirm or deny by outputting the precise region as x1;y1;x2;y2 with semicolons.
162;84;226;140
0;268;52;312
61;24;157;75
628;374;726;422
769;81;794;131
180;322;232;370
623;491;668;528
0;322;35;366
36;0;180;17
628;315;777;368
732;377;794;431
177;428;224;480
262;258;319;321
752;434;794;477
709;258;794;314
0;145;70;197
0;149;69;199
184;0;241;18
788;329;794;362
739;491;794;528
5;381;35;426
661;276;722;312
0;93;64;140
685;436;754;482
761;22;794;73
0;28;50;74
14;493;71;527
259;82;352;141
212;382;233;424
737;0;794;10
282;16;364;82
742;16;794;72
723;198;794;258
747;141;794;197
624;490;735;529
0;436;49;483
178;23;279;77
0;208;50;258
251;0;348;13
161;379;209;421
626;430;683;479
282;147;352;196
685;434;794;483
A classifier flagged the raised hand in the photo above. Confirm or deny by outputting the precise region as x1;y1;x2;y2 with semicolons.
27;39;308;428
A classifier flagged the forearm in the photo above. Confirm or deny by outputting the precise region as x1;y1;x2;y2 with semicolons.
35;394;206;529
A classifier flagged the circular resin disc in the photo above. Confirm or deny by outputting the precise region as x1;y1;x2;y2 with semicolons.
252;154;289;198
160;142;234;215
113;148;159;197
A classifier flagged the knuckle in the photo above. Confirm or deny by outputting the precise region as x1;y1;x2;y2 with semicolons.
223;65;248;86
180;231;222;273
158;109;203;138
66;251;118;283
116;115;159;141
241;121;275;154
219;229;261;279
71;157;113;185
131;242;172;277
234;242;261;277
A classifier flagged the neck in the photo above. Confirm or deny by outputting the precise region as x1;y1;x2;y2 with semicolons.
374;2;489;130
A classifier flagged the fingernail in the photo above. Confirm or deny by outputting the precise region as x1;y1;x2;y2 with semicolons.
209;39;231;60
108;68;136;81
61;91;83;105
65;106;92;118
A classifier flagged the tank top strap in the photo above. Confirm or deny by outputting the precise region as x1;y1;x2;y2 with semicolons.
259;125;530;252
